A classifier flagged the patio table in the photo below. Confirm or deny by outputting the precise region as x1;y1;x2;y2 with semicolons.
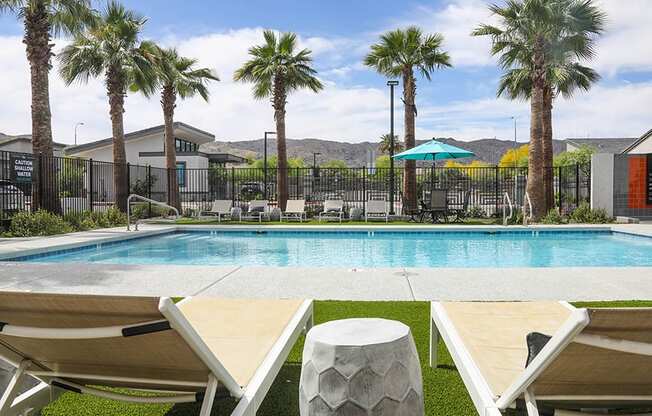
299;318;424;415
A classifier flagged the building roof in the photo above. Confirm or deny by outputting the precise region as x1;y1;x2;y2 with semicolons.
564;137;638;154
0;133;66;149
621;129;652;153
65;122;215;155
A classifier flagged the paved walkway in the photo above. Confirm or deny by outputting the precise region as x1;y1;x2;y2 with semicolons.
1;223;652;301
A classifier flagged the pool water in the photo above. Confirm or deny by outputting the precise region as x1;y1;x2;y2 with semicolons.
8;230;652;268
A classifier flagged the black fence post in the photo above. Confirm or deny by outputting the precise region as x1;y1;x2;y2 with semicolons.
147;164;152;216
494;165;499;216
558;165;563;211
575;163;580;208
126;162;131;197
362;166;367;213
231;167;235;206
88;159;94;212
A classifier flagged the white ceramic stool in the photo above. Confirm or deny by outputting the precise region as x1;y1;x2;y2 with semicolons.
299;318;424;415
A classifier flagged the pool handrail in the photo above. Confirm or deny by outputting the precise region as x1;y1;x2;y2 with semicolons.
126;194;179;231
502;192;513;226
523;192;534;226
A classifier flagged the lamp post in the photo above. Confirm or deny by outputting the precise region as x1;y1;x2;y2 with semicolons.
387;80;399;215
263;131;275;199
74;122;84;146
312;152;321;170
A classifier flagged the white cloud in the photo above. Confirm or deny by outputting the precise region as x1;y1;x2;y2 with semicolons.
593;0;652;76
392;0;497;67
0;8;650;149
411;81;652;141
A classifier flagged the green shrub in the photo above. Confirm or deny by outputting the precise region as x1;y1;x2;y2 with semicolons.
467;206;486;218
569;202;613;224
105;207;127;226
541;209;564;224
9;210;73;237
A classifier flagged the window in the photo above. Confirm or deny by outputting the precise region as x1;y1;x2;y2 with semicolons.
176;161;186;187
175;138;197;153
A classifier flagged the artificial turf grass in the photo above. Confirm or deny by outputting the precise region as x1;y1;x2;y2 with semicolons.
41;300;650;416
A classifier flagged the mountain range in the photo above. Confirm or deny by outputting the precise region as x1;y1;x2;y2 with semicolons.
201;137;567;166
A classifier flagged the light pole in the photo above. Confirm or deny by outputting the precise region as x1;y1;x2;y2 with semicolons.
312;152;321;170
387;80;399;215
74;122;84;146
263;131;275;199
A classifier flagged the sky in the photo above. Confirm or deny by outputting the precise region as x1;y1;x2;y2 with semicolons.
0;0;650;146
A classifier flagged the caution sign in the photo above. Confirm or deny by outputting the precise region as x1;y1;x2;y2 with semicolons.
10;155;34;183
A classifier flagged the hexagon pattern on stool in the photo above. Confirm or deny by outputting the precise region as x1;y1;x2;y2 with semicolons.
299;318;424;416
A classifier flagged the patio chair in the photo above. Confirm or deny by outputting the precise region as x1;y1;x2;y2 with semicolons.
430;301;652;416
280;199;306;222
449;190;470;223
318;200;344;223
199;200;239;222
0;292;313;416
365;199;389;223
242;200;269;223
419;189;448;223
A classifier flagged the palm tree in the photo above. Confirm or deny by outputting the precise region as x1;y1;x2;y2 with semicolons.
234;30;323;210
378;134;403;155
0;0;93;212
146;47;219;211
498;62;600;209
364;27;451;211
473;0;604;218
58;1;156;212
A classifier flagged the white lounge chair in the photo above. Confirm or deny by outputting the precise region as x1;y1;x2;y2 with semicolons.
242;200;269;223
318;200;344;223
0;292;313;416
365;199;388;222
199;200;239;222
430;301;652;416
280;199;306;222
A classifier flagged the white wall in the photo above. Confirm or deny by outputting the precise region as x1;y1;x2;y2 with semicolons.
0;141;65;157
590;153;614;216
626;137;652;154
72;133;164;166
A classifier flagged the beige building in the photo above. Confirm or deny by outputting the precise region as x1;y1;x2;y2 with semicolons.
0;134;66;156
65;122;245;169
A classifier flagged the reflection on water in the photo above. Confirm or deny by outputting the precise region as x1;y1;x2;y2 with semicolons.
18;231;652;268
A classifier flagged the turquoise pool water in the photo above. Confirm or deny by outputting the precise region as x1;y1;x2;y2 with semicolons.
7;230;652;268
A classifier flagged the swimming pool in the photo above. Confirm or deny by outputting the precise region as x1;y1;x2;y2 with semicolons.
5;229;652;268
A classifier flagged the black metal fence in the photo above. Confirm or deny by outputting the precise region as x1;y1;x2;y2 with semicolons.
0;149;590;223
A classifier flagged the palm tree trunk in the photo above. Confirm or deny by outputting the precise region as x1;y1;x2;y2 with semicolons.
24;1;59;214
542;86;554;212
526;38;546;221
107;68;128;213
274;76;288;210
402;67;417;211
162;86;180;211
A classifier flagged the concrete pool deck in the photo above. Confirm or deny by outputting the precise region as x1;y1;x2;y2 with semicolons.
1;223;651;301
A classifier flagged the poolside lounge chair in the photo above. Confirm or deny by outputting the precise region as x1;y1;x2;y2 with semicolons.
430;301;652;416
419;189;448;223
0;292;313;416
318;200;344;223
242;200;269;223
199;200;239;222
365;199;388;223
280;199;306;222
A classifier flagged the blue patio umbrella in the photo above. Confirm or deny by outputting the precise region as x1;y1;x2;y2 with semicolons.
393;139;475;196
392;139;475;161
